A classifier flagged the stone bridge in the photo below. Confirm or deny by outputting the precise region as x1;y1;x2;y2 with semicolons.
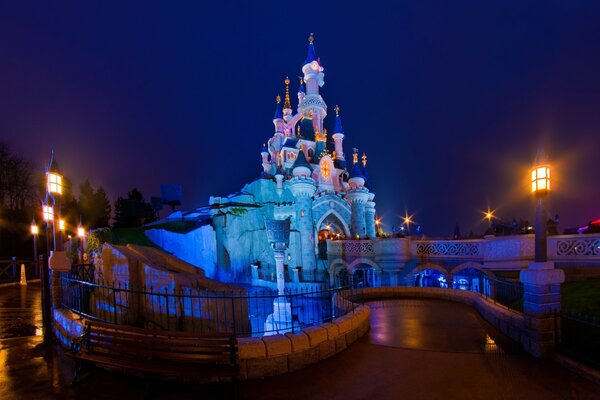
326;233;600;286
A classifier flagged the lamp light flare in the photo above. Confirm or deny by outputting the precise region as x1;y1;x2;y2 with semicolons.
47;172;63;195
531;165;551;194
59;219;66;231
31;224;39;235
77;226;85;238
42;205;54;221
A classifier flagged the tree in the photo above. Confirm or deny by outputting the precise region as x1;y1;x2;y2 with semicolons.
77;179;112;229
113;188;156;228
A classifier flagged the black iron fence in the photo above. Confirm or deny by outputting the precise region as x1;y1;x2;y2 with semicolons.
60;273;360;337
479;276;524;312
0;258;38;284
559;311;600;369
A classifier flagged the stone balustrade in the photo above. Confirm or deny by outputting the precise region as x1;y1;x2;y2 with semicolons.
327;233;600;265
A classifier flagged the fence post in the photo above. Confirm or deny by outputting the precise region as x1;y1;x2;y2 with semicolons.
112;283;118;324
165;288;170;331
230;291;237;334
11;257;16;280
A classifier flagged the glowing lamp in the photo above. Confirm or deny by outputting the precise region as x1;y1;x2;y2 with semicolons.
31;223;39;235
375;219;381;226
42;205;54;221
47;172;63;195
59;219;66;231
77;226;86;238
530;165;550;195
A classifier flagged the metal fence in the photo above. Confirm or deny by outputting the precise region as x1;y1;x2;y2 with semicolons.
479;276;524;312
559;311;600;369
0;258;38;284
60;273;360;337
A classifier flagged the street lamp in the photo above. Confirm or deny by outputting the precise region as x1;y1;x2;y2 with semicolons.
531;151;551;262
30;219;39;272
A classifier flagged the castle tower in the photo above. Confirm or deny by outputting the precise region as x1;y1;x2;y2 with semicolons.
332;105;346;168
273;95;284;134
288;149;317;273
299;34;327;136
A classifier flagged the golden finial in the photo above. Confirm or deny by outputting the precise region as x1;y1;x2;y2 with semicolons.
362;153;367;167
284;76;291;109
353;148;358;165
276;95;281;103
332;151;337;159
334;105;340;116
298;76;303;85
308;33;314;44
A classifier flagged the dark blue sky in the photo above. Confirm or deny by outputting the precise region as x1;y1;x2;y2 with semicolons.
2;1;599;236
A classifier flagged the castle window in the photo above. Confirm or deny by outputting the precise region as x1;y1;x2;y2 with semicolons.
308;148;314;159
301;210;305;217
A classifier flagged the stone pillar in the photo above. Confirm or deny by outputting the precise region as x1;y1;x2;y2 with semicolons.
274;251;286;296
520;261;565;358
346;188;370;238
365;200;376;238
288;178;317;274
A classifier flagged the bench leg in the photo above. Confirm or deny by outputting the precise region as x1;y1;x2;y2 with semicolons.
71;359;93;386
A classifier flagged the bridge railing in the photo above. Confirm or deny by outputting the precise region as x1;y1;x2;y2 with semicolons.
0;258;38;284
327;233;600;264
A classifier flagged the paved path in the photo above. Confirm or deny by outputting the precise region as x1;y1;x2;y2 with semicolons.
0;285;598;399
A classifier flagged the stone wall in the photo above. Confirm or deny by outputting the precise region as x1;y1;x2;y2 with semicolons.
51;304;371;380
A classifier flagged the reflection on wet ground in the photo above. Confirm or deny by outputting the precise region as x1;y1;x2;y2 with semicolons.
0;286;598;399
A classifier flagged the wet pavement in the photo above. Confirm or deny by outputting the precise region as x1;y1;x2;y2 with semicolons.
0;285;599;399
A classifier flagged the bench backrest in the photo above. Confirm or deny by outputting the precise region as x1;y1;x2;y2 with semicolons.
85;321;237;366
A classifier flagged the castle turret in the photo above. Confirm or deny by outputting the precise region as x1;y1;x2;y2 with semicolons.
261;143;270;173
288;149;317;273
273;95;284;134
332;105;346;168
297;77;305;108
299;33;327;135
365;192;376;238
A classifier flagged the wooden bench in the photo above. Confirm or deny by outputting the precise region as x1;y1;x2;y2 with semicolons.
68;321;239;396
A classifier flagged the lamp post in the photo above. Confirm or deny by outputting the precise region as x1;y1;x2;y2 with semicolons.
530;153;551;262
264;218;292;335
30;219;39;271
77;224;86;264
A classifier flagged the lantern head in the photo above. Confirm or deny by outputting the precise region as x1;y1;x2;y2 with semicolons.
531;164;551;196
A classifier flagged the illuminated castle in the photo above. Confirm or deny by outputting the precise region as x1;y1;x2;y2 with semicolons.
147;35;376;283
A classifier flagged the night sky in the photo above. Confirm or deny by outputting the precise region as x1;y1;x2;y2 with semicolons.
2;1;599;236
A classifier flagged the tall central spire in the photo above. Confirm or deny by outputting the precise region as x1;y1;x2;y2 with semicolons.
305;33;317;65
283;77;291;110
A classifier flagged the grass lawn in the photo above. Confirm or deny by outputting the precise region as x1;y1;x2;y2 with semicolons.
561;279;600;319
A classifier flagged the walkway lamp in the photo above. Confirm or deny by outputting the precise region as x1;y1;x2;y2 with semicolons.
30;219;39;271
530;151;551;262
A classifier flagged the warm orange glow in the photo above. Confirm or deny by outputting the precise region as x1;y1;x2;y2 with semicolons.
30;224;39;235
77;226;85;238
375;219;381;226
320;161;331;179
59;219;66;231
42;205;54;221
47;172;63;195
531;165;551;194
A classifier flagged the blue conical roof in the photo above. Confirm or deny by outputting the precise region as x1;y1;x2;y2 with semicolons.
334;114;344;134
273;97;283;120
362;166;370;182
304;34;318;65
298;84;305;94
261;143;268;154
349;162;364;179
291;148;313;172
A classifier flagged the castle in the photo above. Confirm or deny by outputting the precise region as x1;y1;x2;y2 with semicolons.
147;35;376;283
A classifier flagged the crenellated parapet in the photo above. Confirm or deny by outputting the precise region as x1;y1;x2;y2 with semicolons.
288;176;317;198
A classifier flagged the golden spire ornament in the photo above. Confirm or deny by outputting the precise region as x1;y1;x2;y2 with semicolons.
362;153;367;167
353;148;358;165
276;95;281;103
334;104;340;116
308;33;314;44
284;76;291;109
